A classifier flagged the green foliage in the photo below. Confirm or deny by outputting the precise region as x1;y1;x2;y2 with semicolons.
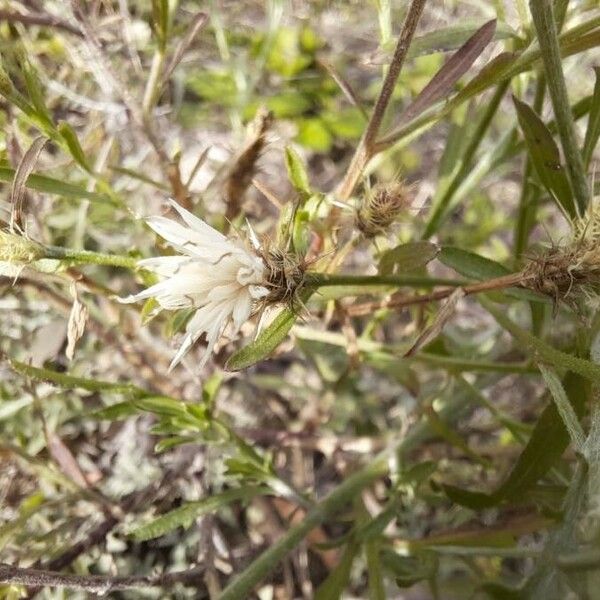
0;2;599;599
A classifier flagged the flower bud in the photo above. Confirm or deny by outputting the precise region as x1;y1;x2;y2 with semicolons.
356;181;412;238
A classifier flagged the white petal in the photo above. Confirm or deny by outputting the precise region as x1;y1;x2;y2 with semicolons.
146;216;230;260
231;294;253;332
168;199;227;243
137;255;193;276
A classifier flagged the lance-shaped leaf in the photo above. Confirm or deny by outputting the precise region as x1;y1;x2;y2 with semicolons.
513;96;576;218
444;372;588;510
398;20;497;126
439;246;510;280
225;292;313;371
129;486;267;541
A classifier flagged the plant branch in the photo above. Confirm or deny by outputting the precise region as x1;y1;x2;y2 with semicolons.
44;245;138;269
336;0;427;201
0;563;206;595
529;0;589;215
219;386;474;599
344;272;525;317
0;8;82;36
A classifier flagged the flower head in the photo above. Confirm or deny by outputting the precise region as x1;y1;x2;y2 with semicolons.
356;181;412;238
121;200;269;371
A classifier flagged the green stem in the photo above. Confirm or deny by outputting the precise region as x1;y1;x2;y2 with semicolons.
219;458;387;600
481;296;600;383
529;0;590;215
45;245;138;269
307;273;466;288
9;359;142;395
219;387;475;599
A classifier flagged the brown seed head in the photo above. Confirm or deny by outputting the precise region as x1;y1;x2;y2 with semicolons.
356;181;412;237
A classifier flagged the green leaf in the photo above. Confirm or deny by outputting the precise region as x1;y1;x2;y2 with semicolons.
381;550;436;588
315;542;360;600
443;372;588;509
225;293;312;371
129;486;267;541
58;121;91;171
438;246;510;280
133;396;190;419
92;401;139;421
538;364;586;453
513;96;575;218
482;297;600;383
284;146;312;196
582;67;600;170
379;241;439;275
0;166;113;203
21;59;53;128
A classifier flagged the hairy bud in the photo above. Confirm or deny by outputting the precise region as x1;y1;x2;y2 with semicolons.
356;181;412;237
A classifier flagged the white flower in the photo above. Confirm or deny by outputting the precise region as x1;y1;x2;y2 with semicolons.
121;200;268;371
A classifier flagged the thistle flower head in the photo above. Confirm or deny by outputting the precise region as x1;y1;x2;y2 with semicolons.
523;207;600;305
261;247;306;305
121;200;270;371
356;180;412;238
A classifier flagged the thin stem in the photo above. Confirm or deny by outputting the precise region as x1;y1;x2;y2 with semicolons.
142;49;166;117
0;9;83;36
336;0;427;201
308;273;467;288
219;388;473;599
45;245;138;269
345;272;525;317
529;0;589;215
0;563;206;594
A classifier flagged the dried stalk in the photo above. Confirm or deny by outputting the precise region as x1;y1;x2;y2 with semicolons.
0;563;206;595
345;272;525;317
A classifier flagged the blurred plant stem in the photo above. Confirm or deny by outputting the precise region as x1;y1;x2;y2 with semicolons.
45;246;138;269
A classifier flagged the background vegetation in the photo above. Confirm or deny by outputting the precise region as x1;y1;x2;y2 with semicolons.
0;0;599;598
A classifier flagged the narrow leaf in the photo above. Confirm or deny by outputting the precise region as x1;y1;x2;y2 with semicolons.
582;67;600;170
58;121;91;171
513;96;576;217
0;167;113;203
444;372;588;509
225;293;312;371
438;246;510;280
129;486;267;541
538;364;586;453
284;146;311;197
399;20;497;125
315;542;360;600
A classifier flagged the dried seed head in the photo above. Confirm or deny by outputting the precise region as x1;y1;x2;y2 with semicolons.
261;248;306;307
225;107;273;222
0;230;44;263
356;181;412;238
523;204;600;306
